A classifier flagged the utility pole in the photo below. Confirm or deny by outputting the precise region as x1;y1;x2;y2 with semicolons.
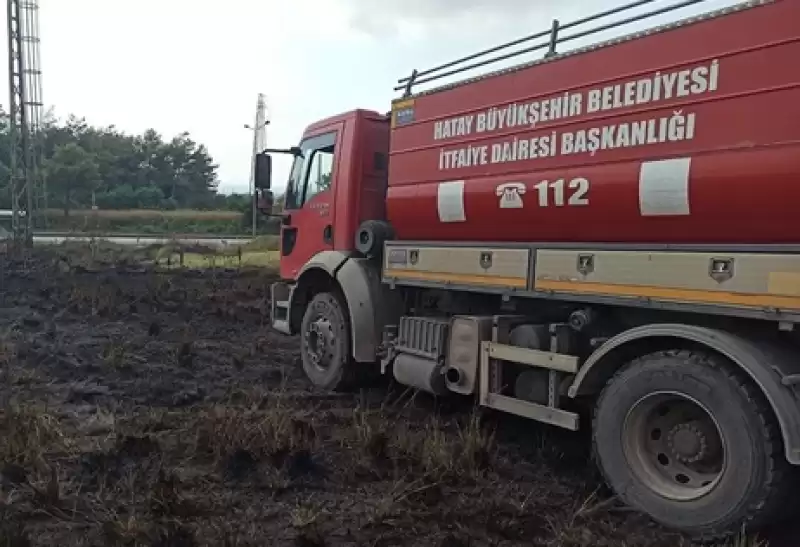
245;93;268;238
7;0;45;249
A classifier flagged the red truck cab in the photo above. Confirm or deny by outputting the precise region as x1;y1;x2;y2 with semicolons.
264;110;390;281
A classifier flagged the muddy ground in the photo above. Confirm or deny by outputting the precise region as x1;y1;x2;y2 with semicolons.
0;247;797;547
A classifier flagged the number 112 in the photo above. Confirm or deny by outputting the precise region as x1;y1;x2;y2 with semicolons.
533;177;590;207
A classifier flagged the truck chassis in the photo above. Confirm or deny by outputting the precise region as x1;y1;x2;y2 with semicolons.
271;239;800;540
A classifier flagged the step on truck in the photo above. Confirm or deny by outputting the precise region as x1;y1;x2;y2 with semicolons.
254;0;800;540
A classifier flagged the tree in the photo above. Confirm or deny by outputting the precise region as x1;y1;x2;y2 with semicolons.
0;109;223;212
45;143;100;216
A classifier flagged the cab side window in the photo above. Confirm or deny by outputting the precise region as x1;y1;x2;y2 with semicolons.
283;131;337;210
303;143;335;204
284;157;306;210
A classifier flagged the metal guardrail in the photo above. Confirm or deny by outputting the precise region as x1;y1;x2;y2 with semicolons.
395;0;721;97
31;231;254;240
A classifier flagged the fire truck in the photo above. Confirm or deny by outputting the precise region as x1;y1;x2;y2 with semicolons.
253;0;800;539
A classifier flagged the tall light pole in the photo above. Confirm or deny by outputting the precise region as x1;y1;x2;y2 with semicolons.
244;93;268;238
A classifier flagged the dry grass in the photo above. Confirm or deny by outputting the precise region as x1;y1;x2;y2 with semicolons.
35;238;279;273
0;250;792;547
160;250;279;269
42;209;242;221
240;235;280;252
0;378;779;547
195;398;319;467
0;404;73;467
0;330;17;368
726;533;769;547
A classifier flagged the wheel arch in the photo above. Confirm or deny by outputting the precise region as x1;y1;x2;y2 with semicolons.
568;324;800;465
289;251;403;363
288;252;350;334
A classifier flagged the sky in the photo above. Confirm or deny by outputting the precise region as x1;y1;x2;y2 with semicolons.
0;0;740;195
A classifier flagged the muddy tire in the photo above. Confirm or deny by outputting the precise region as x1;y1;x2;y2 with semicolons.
593;349;790;540
300;291;362;392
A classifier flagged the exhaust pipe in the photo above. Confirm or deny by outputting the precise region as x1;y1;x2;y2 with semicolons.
445;366;463;386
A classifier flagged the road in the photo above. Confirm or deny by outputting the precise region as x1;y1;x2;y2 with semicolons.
30;233;252;249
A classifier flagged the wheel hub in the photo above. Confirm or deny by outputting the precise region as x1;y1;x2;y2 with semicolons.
623;391;727;501
305;318;334;369
668;422;707;463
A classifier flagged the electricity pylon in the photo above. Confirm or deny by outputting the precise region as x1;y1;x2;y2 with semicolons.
6;0;46;248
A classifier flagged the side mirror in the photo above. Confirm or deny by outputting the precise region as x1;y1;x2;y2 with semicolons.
254;152;272;189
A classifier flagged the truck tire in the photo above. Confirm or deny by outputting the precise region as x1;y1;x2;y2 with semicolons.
299;291;361;392
592;349;791;540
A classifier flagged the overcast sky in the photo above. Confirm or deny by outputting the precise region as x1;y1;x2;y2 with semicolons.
1;0;739;195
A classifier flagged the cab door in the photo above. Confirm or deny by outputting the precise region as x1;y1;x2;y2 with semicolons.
279;128;340;280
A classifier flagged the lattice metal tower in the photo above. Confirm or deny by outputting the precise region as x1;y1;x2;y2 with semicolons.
7;0;45;246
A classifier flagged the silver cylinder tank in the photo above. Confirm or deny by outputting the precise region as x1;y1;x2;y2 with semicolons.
392;353;447;396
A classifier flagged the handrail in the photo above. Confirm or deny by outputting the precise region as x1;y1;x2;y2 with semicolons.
395;0;724;97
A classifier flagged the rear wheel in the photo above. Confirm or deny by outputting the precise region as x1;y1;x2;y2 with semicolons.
300;291;362;392
593;350;790;540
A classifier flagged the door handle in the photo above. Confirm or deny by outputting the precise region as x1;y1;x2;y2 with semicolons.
282;214;292;226
323;225;333;244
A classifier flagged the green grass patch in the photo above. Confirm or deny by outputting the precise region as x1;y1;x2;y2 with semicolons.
43;208;243;220
241;235;280;252
38;208;283;236
160;249;279;269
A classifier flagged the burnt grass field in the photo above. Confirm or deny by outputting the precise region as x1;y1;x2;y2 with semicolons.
0;246;797;547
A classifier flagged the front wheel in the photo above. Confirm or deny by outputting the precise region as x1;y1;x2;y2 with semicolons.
593;350;791;541
299;291;361;392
